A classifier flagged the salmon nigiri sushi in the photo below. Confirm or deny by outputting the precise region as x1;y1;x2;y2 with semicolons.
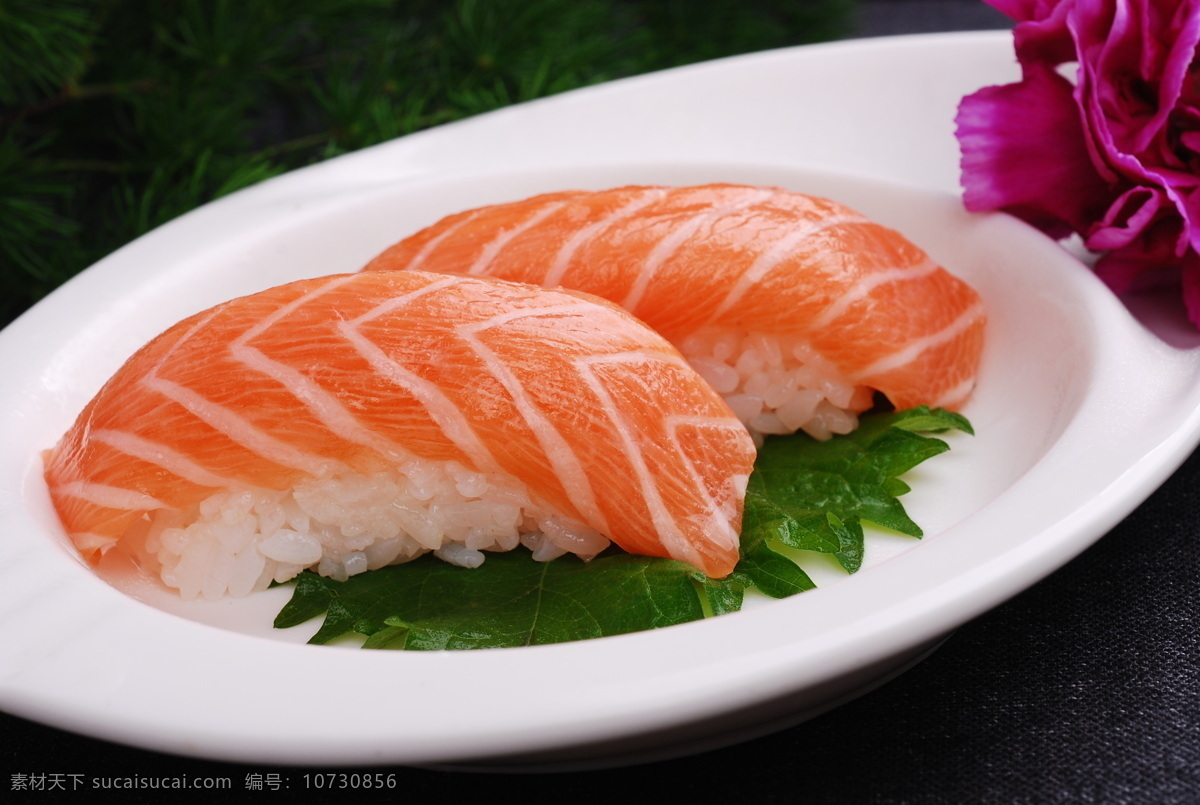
364;184;987;442
44;271;756;598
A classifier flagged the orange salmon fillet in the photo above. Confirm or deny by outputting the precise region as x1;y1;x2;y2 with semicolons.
44;271;755;579
364;184;986;412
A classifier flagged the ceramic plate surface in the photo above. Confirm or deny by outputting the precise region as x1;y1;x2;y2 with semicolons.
4;32;1200;768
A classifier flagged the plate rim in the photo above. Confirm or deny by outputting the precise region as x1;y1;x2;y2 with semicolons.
4;31;1200;766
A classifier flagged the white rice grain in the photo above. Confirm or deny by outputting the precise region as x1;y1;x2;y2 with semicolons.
145;456;614;600
677;327;873;443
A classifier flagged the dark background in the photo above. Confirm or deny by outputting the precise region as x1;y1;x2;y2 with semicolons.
5;2;1198;803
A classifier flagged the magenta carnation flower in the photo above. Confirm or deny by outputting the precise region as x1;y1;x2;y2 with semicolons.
957;0;1200;324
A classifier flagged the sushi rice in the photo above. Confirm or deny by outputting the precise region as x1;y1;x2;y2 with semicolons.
679;327;873;444
129;460;611;601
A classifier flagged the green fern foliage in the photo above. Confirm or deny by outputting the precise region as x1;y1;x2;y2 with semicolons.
0;0;852;327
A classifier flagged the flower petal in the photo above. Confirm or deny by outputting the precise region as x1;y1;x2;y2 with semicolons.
957;64;1112;238
1084;185;1163;251
1182;252;1200;326
967;0;1200;328
985;0;1061;21
1093;251;1148;295
995;0;1077;66
1093;218;1186;293
1070;0;1200;156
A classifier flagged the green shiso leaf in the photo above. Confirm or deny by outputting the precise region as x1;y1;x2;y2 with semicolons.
274;406;970;649
742;405;971;573
276;551;711;649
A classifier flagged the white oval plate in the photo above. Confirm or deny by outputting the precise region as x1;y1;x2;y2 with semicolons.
4;32;1200;769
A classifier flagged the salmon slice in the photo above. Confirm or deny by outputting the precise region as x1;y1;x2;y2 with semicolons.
365;184;987;437
45;271;756;589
